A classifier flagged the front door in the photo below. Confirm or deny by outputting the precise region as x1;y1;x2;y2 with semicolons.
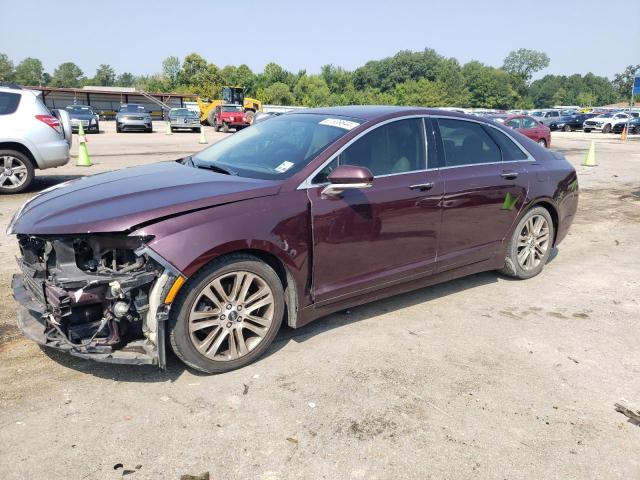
307;118;442;304
434;117;531;271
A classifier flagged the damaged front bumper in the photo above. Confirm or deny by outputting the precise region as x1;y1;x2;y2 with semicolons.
11;235;184;369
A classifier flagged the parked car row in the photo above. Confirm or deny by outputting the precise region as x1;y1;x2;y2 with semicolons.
513;108;639;134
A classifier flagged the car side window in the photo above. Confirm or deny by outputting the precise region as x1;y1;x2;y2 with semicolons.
521;117;537;129
505;118;521;129
312;118;426;183
0;92;21;115
437;118;501;167
488;128;528;161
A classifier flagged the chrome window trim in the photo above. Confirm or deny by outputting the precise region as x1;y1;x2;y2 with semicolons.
297;115;429;190
297;114;535;190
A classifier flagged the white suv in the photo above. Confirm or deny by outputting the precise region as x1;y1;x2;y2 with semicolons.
0;84;72;193
583;112;633;133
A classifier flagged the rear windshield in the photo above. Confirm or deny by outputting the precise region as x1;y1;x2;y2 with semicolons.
119;105;146;113
0;92;21;115
193;113;362;180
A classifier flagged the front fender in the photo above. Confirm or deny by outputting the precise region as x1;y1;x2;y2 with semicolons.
133;189;312;308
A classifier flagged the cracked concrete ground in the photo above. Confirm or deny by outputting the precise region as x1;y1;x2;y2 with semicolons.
0;125;638;479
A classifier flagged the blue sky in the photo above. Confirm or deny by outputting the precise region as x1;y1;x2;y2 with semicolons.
1;0;637;79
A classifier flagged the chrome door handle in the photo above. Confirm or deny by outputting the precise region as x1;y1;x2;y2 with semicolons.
409;182;434;191
500;171;519;180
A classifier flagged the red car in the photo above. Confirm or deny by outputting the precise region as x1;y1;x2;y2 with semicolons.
487;114;551;148
212;104;250;133
10;107;578;373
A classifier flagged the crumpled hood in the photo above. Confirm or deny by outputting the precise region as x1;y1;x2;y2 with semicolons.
10;161;280;235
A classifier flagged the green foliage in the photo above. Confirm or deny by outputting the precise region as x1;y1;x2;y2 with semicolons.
14;57;44;85
462;61;518;109
502;48;550;83
162;56;180;89
0;53;15;82
293;75;331;107
0;49;634;109
50;62;84;88
612;64;639;99
92;64;116;86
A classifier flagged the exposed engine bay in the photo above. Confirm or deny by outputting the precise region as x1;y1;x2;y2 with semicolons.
14;234;175;367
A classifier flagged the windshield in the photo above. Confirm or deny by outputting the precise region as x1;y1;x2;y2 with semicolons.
119;104;146;113
192;113;362;180
221;105;242;113
65;105;93;114
170;108;195;116
530;111;543;117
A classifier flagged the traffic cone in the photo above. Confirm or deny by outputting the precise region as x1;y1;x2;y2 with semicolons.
198;126;208;144
165;121;172;135
583;141;596;167
621;126;628;141
76;123;92;167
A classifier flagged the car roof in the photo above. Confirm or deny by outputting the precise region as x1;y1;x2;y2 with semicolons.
287;105;468;122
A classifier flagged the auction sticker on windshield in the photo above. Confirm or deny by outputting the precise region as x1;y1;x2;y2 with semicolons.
319;118;360;130
275;161;295;173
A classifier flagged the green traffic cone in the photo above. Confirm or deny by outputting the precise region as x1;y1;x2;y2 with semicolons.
76;141;92;167
198;126;208;144
165;121;172;135
583;141;596;167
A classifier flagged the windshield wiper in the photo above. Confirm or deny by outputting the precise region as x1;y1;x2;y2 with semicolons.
187;157;237;176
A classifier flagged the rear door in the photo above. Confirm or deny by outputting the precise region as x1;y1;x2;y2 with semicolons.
434;117;531;271
307;117;443;304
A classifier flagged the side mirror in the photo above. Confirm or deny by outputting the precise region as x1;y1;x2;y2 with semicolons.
321;165;374;197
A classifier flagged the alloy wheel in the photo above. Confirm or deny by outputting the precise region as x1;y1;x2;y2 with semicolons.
0;155;29;190
188;271;275;361
516;214;550;271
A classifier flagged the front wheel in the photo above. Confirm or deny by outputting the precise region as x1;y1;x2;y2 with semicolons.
222;123;230;133
563;124;572;132
584;129;591;133
169;254;285;374
499;206;554;280
602;124;611;134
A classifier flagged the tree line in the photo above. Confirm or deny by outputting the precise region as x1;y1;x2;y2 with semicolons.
0;49;637;109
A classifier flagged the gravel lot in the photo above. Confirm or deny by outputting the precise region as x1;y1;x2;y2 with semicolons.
0;125;638;480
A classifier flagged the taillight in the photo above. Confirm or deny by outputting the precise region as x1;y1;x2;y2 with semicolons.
35;114;62;132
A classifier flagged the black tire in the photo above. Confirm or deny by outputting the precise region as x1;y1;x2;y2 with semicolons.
244;110;256;124
193;127;201;133
537;138;547;148
222;123;230;133
94;122;100;133
146;126;153;133
584;129;591;133
116;125;122;133
169;254;285;374
563;124;572;132
602;124;611;134
0;149;35;194
499;206;555;280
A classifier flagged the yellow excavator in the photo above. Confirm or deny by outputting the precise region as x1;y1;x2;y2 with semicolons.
197;86;262;126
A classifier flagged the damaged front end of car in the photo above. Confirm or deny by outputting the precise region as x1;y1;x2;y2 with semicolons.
12;234;183;368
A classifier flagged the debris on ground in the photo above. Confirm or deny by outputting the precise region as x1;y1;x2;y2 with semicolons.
180;473;210;480
614;401;640;425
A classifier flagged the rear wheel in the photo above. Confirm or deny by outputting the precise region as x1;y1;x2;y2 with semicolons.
169;254;284;374
0;150;34;194
563;124;572;132
537;138;547;147
500;206;554;280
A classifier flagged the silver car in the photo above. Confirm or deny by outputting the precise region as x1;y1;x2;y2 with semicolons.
116;104;153;133
168;108;201;132
0;84;71;193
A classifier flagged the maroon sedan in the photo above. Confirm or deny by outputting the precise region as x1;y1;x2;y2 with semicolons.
9;106;578;373
487;114;551;148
